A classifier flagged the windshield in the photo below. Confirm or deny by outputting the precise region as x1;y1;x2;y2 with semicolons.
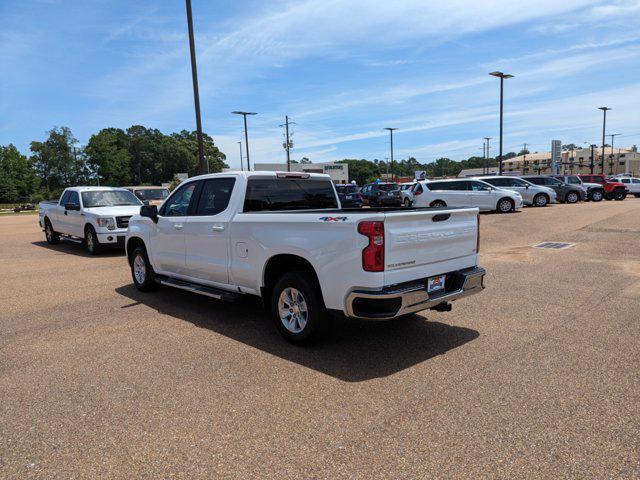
82;190;142;208
134;188;170;201
336;185;359;194
377;183;399;191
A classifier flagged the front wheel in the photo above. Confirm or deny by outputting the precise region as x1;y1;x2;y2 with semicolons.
614;190;627;201
565;191;579;204
131;246;158;291
403;198;411;207
271;272;326;344
497;198;514;213
44;219;60;245
533;193;548;207
85;225;103;255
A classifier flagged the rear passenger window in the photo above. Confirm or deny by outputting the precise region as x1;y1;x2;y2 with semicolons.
194;178;235;216
447;181;470;191
243;178;338;212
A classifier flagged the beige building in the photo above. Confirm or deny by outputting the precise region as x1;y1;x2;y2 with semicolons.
501;146;640;176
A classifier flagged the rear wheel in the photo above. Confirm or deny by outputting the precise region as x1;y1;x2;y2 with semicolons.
44;219;60;245
85;225;103;255
589;189;604;202
614;190;627;201
130;246;158;291
271;271;326;344
430;200;447;208
497;197;514;213
533;193;548;207
634;194;640;198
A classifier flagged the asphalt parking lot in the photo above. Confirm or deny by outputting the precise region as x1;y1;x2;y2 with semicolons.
1;200;639;479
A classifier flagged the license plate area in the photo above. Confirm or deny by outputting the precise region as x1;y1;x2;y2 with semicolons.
427;274;446;293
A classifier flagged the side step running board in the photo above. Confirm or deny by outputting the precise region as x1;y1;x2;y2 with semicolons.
158;277;242;302
61;235;83;244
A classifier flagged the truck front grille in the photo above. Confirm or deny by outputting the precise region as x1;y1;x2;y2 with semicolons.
116;216;131;229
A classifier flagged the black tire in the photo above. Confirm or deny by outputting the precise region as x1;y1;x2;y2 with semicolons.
271;271;327;344
589;189;604;202
403;198;411;207
614;190;627;201
130;246;158;292
565;191;579;204
497;197;514;213
430;200;447;208
533;193;548;207
84;225;103;255
44;219;60;245
634;194;640;198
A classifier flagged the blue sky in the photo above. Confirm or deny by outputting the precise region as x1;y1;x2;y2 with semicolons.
1;0;640;168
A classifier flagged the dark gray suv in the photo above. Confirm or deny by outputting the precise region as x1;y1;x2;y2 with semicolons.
521;175;586;203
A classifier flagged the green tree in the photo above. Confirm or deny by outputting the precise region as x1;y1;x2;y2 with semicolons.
30;126;85;195
0;144;40;202
337;159;379;185
84;128;133;186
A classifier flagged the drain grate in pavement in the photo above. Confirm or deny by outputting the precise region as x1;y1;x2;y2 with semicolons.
533;242;575;250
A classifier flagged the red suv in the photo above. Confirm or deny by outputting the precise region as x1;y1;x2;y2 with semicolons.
577;174;628;201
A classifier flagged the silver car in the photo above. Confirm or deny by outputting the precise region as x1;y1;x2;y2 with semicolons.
475;175;557;207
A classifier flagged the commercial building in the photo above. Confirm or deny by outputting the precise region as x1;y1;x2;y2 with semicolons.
500;146;640;176
252;162;349;183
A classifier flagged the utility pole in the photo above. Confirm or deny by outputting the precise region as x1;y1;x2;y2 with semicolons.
608;133;621;175
384;128;398;181
522;142;528;173
489;71;514;175
238;141;243;171
482;141;486;174
590;144;595;174
484;137;492;174
280;116;295;172
185;0;206;174
598;107;610;174
232;111;257;170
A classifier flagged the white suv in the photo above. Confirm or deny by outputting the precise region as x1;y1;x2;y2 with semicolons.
609;176;640;197
411;178;523;213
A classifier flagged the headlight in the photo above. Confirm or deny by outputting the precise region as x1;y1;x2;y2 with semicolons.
96;217;116;230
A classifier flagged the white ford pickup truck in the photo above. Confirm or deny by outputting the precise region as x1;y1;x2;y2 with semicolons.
39;187;144;254
126;171;485;343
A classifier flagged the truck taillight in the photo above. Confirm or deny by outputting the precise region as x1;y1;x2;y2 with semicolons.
476;214;480;253
358;221;385;272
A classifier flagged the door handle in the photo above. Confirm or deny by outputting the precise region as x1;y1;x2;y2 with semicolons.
211;224;225;231
174;223;183;230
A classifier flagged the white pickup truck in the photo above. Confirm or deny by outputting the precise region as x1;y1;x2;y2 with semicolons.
39;187;144;254
126;171;485;343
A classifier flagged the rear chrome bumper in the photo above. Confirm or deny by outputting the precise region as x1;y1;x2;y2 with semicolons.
345;266;486;320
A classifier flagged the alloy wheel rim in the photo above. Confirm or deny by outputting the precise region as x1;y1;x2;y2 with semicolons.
500;200;512;212
537;196;546;206
278;287;308;334
46;224;52;240
593;192;602;200
133;255;146;284
87;233;94;250
568;193;578;203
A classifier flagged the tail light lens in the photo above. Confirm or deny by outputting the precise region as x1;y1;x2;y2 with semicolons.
358;221;385;272
476;214;481;253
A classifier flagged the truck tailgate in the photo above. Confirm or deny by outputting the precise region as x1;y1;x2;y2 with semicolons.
383;208;479;286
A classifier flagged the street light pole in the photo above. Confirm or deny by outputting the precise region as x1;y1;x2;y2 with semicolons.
598;107;611;174
489;71;514;175
608;133;621;175
185;0;206;174
384;128;398;181
238;141;243;171
484;137;492;174
232;111;257;170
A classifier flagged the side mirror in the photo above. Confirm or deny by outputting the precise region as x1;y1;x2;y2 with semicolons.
525;184;530;189
140;205;158;223
65;203;80;211
142;200;150;206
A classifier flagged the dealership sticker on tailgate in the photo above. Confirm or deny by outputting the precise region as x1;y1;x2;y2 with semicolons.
427;275;446;293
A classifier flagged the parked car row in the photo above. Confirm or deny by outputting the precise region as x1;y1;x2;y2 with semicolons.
38;172;485;344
